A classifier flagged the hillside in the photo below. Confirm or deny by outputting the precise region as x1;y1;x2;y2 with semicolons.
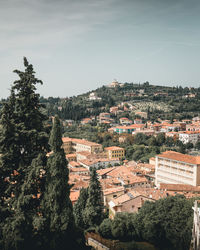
36;82;200;121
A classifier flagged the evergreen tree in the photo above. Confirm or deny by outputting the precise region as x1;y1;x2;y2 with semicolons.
74;188;89;229
42;116;81;249
83;168;104;227
12;57;49;166
0;90;18;204
1;154;47;250
0;57;49;210
0;58;49;249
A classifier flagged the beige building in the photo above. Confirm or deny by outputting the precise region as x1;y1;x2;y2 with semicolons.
62;137;102;154
155;151;200;187
103;187;125;206
62;137;73;154
104;146;125;160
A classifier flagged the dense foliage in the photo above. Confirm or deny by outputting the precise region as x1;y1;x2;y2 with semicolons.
0;59;88;250
31;82;200;122
74;169;105;230
98;195;194;250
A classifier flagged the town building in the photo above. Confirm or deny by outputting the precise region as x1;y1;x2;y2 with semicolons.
66;153;76;162
155;151;200;187
62;137;102;154
104;146;125;160
108;80;120;88
112;126;135;134
135;111;148;119
81;118;93;125
78;158;120;170
179;131;200;145
88;92;102;101
119;117;133;125
108;190;155;218
103;187;125;206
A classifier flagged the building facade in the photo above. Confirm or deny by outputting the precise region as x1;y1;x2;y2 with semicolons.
155;151;200;187
104;146;125;160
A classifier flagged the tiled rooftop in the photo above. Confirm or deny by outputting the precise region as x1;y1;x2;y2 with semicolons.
104;146;124;151
157;151;200;165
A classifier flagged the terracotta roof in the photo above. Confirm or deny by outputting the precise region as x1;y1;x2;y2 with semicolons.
111;193;131;205
76;151;92;156
103;187;125;196
179;131;200;135
70;167;89;173
70;190;80;202
66;153;76;158
157;151;200;165
106;165;131;178
104;146;124;151
137;163;155;170
114;125;135;130
72;138;101;147
122;176;148;185
68;161;81;167
62;137;101;147
62;137;72;143
130;124;145;128
128;188;167;201
97;167;116;176
120;117;129;120
71;179;89;190
100;178;122;189
79;158;118;166
160;183;200;192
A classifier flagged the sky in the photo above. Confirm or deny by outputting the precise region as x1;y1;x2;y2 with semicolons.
1;0;200;98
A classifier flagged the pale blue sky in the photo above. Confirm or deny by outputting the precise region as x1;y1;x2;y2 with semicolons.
1;0;200;98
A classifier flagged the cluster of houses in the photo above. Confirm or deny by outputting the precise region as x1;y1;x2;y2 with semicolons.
79;97;200;146
64;134;200;219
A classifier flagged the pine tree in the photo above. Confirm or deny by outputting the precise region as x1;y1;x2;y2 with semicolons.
83;168;104;227
0;57;49;210
0;58;49;249
0;90;19;204
12;57;49;166
1;154;47;250
42;115;81;250
74;187;89;229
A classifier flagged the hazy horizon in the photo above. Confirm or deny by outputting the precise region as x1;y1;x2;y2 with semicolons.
1;0;200;98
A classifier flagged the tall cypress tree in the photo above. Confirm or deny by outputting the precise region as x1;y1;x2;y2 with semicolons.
74;187;89;229
42;115;81;250
83;168;104;227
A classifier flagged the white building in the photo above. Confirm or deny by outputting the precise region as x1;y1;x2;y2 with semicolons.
88;92;102;101
155;151;200;187
78;158;120;170
179;131;200;145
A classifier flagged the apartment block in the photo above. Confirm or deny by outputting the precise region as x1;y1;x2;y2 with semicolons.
62;137;102;154
104;146;125;160
155;151;200;187
178;131;200;145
